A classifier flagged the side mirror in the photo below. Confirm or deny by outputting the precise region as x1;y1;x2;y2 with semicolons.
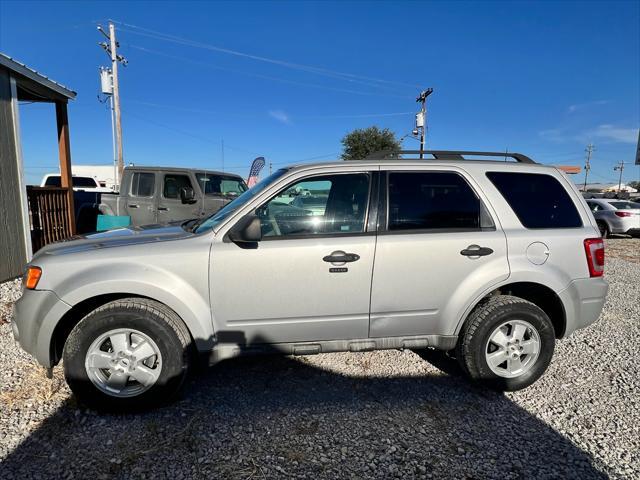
228;213;262;244
180;187;196;204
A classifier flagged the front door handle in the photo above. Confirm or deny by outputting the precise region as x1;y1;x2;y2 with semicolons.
158;206;169;212
323;251;360;263
128;204;139;208
460;245;494;257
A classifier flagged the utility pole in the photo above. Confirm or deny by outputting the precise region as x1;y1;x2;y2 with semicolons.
98;22;127;188
614;160;625;192
415;88;433;159
221;139;225;172
109;23;124;184
583;143;595;192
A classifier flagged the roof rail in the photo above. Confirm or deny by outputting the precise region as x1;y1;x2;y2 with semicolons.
365;150;536;164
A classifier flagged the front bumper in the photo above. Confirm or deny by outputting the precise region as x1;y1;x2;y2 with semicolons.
12;289;72;367
558;277;609;337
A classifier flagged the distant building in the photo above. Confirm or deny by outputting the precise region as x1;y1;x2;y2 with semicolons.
578;183;638;193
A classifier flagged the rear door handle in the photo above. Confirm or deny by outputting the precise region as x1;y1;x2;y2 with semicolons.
128;204;139;208
158;206;169;212
460;245;494;257
323;251;360;263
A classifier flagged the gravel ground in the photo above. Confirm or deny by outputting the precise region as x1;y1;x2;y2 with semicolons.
0;245;638;479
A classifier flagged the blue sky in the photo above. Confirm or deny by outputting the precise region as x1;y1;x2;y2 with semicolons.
1;0;638;186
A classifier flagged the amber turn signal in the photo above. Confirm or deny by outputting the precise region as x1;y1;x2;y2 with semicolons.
25;267;42;290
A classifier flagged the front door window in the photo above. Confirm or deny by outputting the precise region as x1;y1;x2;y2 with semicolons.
256;173;370;237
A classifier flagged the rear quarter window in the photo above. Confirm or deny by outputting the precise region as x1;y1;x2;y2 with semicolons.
486;172;582;228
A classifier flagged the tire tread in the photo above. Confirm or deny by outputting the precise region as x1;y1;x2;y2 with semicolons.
456;295;553;390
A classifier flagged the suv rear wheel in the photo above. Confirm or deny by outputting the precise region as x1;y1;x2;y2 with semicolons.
63;298;192;411
456;295;555;391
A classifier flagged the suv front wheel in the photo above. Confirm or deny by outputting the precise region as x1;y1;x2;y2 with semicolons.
63;298;193;411
456;295;555;391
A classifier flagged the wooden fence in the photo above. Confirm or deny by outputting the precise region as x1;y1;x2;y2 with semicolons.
26;186;74;252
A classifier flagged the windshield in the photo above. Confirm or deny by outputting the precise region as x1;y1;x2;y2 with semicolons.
194;168;288;233
195;172;248;196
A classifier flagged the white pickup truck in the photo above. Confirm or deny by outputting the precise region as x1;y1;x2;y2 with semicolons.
41;173;113;193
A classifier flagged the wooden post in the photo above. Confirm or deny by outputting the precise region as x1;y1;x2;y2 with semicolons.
55;100;76;234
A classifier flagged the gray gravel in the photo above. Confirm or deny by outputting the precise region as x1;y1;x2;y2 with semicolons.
1;256;639;479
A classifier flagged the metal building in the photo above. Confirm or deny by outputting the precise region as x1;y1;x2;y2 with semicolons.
0;53;76;282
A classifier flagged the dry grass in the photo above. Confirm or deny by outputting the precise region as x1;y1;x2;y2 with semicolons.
605;237;640;264
0;362;67;409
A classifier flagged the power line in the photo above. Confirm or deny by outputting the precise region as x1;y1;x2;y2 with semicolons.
112;20;419;92
301;111;414;119
126;98;414;119
128;44;412;99
125;110;266;158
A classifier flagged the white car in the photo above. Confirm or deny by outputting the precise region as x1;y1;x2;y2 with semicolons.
40;174;113;192
585;199;640;237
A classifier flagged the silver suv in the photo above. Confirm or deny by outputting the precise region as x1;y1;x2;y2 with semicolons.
13;151;609;411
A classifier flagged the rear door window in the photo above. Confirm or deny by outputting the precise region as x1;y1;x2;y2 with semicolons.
487;172;582;228
387;172;482;231
131;172;155;197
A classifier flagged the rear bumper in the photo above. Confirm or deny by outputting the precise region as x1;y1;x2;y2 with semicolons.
12;289;72;367
558;277;609;337
608;217;640;234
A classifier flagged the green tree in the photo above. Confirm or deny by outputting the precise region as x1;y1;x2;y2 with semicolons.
628;181;640;190
340;126;401;160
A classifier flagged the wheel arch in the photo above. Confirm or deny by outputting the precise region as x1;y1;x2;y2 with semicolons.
457;281;567;339
50;293;135;365
49;291;208;366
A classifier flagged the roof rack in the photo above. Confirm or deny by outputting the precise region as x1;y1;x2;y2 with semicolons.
365;150;536;164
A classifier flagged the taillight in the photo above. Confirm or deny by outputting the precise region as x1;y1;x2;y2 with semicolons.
24;266;42;290
583;239;605;277
614;211;633;217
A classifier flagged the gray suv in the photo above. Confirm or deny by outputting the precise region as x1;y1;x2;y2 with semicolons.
13;151;609;411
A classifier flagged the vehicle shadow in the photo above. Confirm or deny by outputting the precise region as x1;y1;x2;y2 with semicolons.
0;351;607;479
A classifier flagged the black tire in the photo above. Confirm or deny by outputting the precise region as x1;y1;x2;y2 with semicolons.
456;295;555;391
597;221;610;238
63;298;193;412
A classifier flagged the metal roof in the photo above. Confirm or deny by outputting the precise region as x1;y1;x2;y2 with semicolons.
0;52;76;100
